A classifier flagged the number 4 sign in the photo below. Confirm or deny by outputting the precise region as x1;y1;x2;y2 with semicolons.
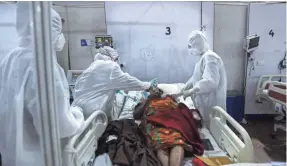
269;29;275;37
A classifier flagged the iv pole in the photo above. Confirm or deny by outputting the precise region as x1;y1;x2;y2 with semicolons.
32;2;62;166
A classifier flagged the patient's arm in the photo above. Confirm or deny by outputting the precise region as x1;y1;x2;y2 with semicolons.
133;100;148;120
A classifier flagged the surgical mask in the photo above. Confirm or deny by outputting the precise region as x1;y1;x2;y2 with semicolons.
54;33;66;51
188;48;201;56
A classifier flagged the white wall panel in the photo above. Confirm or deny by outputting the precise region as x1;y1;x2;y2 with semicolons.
66;7;106;33
202;2;214;49
214;4;248;92
244;3;286;114
54;2;107;71
106;2;214;83
66;7;106;70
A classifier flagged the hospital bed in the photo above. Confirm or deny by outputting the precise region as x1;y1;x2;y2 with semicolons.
63;110;108;166
62;83;254;166
255;75;286;138
256;75;286;105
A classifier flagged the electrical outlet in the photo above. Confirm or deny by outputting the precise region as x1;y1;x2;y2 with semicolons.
257;60;265;66
86;39;94;47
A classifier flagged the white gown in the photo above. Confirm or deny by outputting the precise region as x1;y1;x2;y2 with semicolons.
185;30;227;125
72;58;151;119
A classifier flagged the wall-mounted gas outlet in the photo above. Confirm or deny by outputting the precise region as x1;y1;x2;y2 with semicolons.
120;62;126;68
257;60;265;66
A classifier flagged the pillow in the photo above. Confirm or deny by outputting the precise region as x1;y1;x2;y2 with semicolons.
158;83;195;109
115;83;195;119
157;83;185;95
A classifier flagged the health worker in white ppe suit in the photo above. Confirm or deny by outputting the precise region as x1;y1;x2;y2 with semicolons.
0;2;84;166
182;30;227;126
72;46;156;119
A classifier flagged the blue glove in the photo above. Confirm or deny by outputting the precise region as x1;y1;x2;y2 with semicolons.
142;91;150;100
149;78;158;88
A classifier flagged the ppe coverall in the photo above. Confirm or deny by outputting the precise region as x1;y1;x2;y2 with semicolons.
183;30;227;126
72;46;152;119
0;2;84;166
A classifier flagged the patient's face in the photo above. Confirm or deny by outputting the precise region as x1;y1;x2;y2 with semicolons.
148;88;163;99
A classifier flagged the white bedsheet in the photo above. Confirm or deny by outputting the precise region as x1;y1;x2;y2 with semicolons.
116;92;195;119
114;83;195;120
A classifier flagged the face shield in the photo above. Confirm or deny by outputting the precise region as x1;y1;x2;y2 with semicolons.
188;44;201;56
187;30;210;56
107;51;119;62
94;46;121;68
94;53;112;61
104;46;119;62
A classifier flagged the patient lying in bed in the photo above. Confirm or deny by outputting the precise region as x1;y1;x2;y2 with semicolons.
133;88;204;166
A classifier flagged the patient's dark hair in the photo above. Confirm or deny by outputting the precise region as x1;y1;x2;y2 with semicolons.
134;103;142;110
148;88;163;99
150;88;163;95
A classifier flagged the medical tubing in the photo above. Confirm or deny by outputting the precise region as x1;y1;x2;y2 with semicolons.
118;96;128;118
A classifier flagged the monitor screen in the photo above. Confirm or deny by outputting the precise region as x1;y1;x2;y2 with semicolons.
248;36;260;49
95;36;113;48
72;73;80;83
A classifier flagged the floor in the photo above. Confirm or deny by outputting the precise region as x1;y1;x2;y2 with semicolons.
242;119;286;163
